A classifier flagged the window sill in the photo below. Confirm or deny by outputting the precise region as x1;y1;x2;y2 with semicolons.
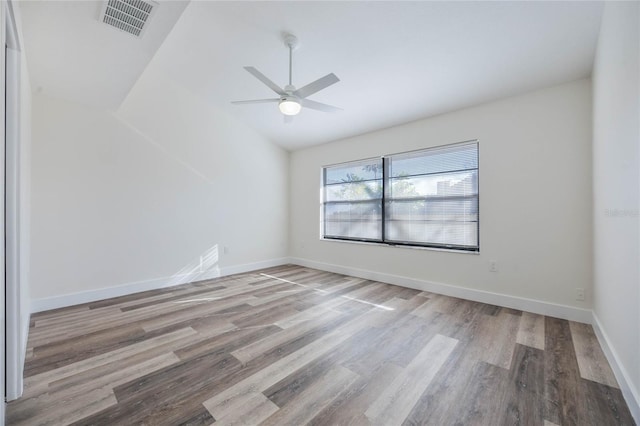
319;237;480;255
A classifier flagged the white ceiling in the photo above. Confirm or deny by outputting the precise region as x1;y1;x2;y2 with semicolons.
20;1;603;150
19;0;189;110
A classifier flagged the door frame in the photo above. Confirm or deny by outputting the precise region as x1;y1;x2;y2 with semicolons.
4;0;23;402
0;0;5;420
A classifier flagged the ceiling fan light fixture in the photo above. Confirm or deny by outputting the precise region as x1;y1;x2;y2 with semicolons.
231;33;341;117
279;98;301;116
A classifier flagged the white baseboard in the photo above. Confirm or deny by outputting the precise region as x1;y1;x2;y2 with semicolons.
32;256;592;322
30;257;290;313
219;258;291;277
290;257;592;323
591;312;640;424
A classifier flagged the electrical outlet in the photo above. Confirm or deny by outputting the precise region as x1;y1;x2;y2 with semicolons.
489;261;498;272
575;288;585;301
223;246;229;255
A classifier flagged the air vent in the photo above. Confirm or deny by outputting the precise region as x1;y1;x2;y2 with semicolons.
99;0;157;38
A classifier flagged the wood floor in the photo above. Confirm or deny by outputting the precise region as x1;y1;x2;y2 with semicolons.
8;265;635;425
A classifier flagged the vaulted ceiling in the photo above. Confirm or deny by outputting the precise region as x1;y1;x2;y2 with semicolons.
20;1;603;150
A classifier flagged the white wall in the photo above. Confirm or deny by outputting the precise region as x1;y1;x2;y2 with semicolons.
290;79;592;317
30;72;289;307
592;0;640;420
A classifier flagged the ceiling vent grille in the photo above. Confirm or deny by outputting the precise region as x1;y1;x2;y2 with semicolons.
99;0;157;38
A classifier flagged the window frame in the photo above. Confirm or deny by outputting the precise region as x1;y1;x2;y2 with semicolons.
321;140;479;253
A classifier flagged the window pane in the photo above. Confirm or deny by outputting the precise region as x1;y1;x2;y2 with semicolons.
386;221;478;246
389;143;478;177
325;159;383;184
325;181;383;202
385;141;479;249
388;170;478;198
323;158;383;241
324;201;382;240
386;198;478;221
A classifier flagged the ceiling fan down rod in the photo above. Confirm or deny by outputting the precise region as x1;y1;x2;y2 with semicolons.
289;44;293;86
283;33;299;90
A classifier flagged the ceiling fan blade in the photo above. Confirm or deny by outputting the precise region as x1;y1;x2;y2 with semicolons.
284;115;294;124
231;98;280;104
300;98;342;113
294;73;340;99
244;67;286;96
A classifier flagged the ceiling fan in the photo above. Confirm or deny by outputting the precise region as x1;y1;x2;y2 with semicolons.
232;33;341;121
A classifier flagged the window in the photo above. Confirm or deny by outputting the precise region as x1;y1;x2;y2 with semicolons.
322;140;479;252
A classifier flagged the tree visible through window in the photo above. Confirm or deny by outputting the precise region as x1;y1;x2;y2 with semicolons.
322;141;479;252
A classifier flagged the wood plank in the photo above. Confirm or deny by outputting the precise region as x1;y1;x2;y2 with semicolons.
174;405;215;426
364;334;458;425
261;365;358;425
449;360;509;425
402;341;472;425
517;311;545;350
213;392;279;425
570;321;619;388
578;378;635;425
544;317;581;426
498;343;545;425
308;363;403;426
472;312;520;369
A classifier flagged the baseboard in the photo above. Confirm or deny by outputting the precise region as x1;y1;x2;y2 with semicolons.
30;257;290;313
591;312;640;424
290;257;592;323
32;256;592;321
219;257;291;277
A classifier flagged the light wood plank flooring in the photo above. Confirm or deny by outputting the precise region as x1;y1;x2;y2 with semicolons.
7;265;635;425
